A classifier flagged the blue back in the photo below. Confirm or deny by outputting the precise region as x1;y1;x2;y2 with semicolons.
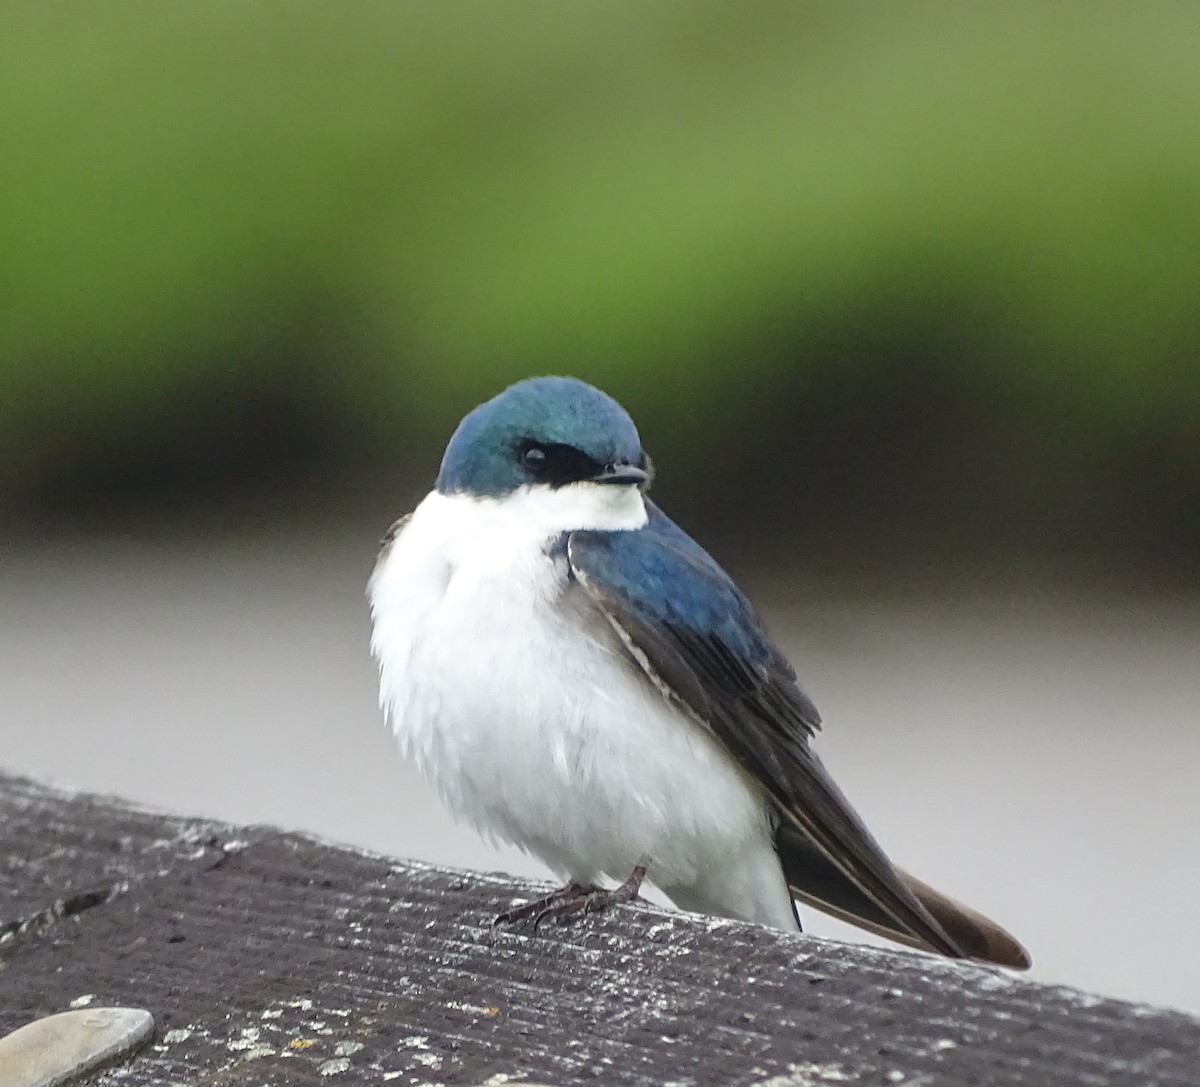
569;500;822;733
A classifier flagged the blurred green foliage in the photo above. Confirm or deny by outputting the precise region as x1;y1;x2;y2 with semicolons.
2;3;1198;544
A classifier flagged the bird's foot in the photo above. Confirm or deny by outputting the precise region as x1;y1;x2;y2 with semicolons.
530;862;648;931
491;881;598;933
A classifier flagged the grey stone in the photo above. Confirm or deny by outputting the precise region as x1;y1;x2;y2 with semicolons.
0;1007;154;1087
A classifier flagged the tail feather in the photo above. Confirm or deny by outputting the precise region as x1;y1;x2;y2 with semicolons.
777;822;1030;969
899;868;1031;970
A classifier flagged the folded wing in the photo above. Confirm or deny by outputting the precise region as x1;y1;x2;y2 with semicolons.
567;501;1028;968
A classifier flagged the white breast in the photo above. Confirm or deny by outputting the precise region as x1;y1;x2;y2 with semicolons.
368;483;795;927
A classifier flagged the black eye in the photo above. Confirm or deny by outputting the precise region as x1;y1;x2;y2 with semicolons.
522;445;547;471
516;440;604;486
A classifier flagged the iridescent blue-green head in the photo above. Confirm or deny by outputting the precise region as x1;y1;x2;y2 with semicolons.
436;377;652;498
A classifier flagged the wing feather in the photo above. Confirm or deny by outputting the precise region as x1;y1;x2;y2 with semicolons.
567;501;965;960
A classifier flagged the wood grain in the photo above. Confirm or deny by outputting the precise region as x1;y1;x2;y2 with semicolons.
1;773;1196;1086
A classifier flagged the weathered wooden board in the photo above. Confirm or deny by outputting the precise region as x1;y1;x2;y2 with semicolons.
1;772;1196;1086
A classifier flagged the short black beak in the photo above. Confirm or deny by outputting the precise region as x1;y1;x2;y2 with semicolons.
592;462;648;486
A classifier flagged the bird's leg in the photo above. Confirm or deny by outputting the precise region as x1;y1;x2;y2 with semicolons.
492;881;598;931
532;861;648;931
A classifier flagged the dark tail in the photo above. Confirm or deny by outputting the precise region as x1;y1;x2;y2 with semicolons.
898;869;1031;969
777;822;1031;969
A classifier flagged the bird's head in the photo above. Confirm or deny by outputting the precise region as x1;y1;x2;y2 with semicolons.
436;377;652;505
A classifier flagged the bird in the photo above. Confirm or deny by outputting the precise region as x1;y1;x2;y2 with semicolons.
368;376;1030;969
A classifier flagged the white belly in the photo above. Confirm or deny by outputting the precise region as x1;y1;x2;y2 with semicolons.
367;488;784;906
364;484;796;921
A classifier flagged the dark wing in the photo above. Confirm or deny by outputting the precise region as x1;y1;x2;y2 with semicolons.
567;501;968;961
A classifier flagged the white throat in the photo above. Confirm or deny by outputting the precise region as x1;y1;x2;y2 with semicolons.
430;480;648;542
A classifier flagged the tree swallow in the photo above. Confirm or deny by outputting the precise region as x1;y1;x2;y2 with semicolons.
368;376;1031;969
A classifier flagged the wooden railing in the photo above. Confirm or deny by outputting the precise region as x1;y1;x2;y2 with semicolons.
1;772;1196;1086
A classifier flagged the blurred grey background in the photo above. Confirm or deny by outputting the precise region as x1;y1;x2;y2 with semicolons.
2;4;1198;1012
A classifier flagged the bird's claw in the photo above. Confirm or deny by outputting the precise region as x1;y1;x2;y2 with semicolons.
496;863;649;934
491;881;596;934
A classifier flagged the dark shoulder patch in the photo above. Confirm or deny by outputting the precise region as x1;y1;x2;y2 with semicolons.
373;513;413;573
379;513;411;549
